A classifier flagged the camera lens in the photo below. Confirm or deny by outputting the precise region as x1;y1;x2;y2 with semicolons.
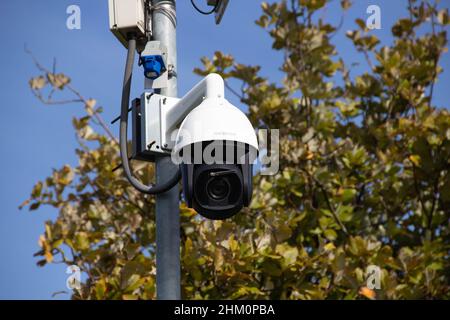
206;177;231;200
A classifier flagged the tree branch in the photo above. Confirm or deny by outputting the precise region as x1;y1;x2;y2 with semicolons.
25;46;118;144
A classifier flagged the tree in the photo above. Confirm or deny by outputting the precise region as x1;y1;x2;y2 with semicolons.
22;0;449;299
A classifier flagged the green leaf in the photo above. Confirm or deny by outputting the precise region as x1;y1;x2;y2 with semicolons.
276;244;298;266
339;189;357;203
74;232;90;251
337;205;353;222
324;229;338;241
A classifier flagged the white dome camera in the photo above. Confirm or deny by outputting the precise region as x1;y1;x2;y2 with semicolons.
130;73;258;219
173;92;258;220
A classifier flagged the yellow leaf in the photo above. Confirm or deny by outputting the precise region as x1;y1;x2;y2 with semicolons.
29;76;46;90
38;234;46;248
408;154;421;167
276;244;298;266
44;251;53;263
180;204;197;218
47;73;70;89
229;235;239;251
214;248;224;270
85;99;96;115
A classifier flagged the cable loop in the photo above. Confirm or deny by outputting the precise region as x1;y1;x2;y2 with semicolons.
190;0;217;15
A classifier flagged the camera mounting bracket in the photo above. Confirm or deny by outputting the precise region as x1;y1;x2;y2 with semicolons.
132;73;226;160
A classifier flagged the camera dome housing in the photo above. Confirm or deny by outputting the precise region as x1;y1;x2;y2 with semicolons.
173;97;258;220
173;97;258;155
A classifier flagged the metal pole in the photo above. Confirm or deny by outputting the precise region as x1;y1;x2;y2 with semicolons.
151;0;181;300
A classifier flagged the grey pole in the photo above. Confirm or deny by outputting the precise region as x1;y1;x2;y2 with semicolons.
151;0;181;300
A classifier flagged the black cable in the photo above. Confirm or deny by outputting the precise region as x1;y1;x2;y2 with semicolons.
120;36;181;194
190;0;217;15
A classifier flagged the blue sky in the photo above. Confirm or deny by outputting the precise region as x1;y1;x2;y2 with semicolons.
0;0;448;299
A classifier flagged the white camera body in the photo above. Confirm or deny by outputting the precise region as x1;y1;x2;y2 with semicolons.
132;73;258;219
173;97;258;156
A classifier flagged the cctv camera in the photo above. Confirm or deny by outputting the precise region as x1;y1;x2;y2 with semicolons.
124;71;257;219
173;97;258;220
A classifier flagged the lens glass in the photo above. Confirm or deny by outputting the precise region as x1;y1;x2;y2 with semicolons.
206;177;230;200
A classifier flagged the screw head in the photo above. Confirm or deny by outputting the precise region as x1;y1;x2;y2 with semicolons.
147;141;156;150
